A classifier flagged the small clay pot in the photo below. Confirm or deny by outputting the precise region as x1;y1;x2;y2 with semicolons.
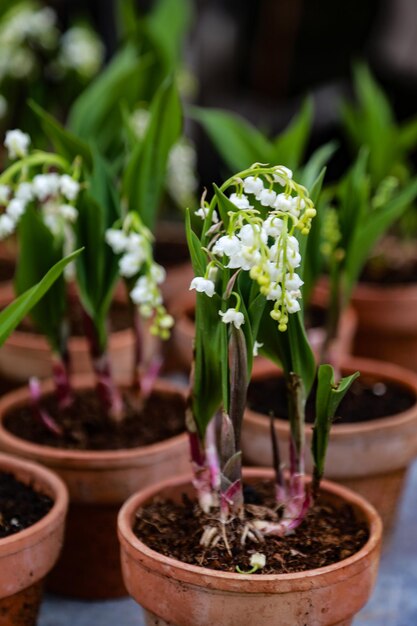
242;357;417;533
118;469;382;626
0;452;68;626
351;280;417;371
0;291;136;384
0;376;190;599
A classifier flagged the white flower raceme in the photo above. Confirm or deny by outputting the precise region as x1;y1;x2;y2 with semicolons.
4;129;30;159
212;235;241;256
273;166;293;186
119;251;146;278
58;204;78;222
219;308;245;329
15;182;33;202
195;206;219;223
190;277;215;297
150;264;166;284
229;192;253;210
105;229;130;254
59;26;104;78
258;188;277;207
0;214;15;237
32;173;60;201
6;198;25;220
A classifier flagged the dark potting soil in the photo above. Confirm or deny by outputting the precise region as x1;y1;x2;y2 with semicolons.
361;236;417;285
0;471;53;539
4;388;186;451
0;258;15;283
19;298;132;336
134;482;368;574
247;376;415;424
154;239;190;268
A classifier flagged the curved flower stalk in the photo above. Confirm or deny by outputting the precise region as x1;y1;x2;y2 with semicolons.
0;130;81;410
106;212;174;396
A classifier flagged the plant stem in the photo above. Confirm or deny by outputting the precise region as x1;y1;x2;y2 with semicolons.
82;309;124;421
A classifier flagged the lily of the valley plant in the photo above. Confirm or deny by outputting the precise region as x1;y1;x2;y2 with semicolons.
186;163;358;564
0;126;173;429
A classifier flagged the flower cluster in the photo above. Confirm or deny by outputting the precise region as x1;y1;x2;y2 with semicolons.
105;214;174;339
191;165;316;331
0;131;80;244
57;26;104;79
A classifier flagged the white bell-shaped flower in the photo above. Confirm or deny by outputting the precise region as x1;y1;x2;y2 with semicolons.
190;276;215;297
219;308;245;328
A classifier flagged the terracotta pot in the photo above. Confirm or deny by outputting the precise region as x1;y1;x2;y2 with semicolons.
242;357;417;533
0;452;68;626
118;469;382;626
170;295;357;375
351;280;417;371
0;376;190;599
0;291;135;384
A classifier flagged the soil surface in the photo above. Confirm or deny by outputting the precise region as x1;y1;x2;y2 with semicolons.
134;481;368;574
0;471;53;538
19;298;132;337
154;239;189;268
247;375;415;424
4;387;186;451
0;258;15;283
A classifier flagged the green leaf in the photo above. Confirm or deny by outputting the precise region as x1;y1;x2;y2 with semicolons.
0;249;82;347
145;0;193;72
312;365;359;480
124;78;182;229
272;98;313;170
300;141;338;190
15;207;66;352
344;175;417;300
190;106;273;172
29;101;92;169
398;114;417;152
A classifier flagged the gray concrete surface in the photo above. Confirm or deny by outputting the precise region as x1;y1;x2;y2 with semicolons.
38;460;417;625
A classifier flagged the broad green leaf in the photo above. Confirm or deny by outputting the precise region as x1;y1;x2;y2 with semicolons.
300;141;338;190
0;249;82;346
190;106;273;172
272;98;313;170
124;78;182;229
145;0;192;72
398;115;417;152
312;365;359;480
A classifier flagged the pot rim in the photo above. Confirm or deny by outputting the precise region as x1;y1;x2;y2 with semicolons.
247;355;417;437
0;451;68;556
118;468;382;592
0;375;188;468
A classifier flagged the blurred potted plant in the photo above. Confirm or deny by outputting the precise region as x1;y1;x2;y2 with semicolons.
118;163;381;626
0;86;189;598
341;64;417;369
0;249;78;626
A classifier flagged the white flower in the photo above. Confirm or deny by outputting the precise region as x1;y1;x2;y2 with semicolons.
15;182;33;202
0;95;7;119
4;129;30;159
258;188;277;207
266;282;282;301
190;277;215;297
219;308;245;328
285;293;301;314
119;251;145;277
253;341;263;356
243;176;264;197
273;166;293;186
59;175;80;201
32;173;60;201
213;234;241;257
195;207;219;223
0;185;10;205
59;26;104;78
9;49;35;79
58;204;78;222
131;108;150;139
0;214;15;238
229;193;253;210
265;261;283;282
6;199;25;220
285;273;303;291
105;229;129;254
238;224;267;247
274;193;292;212
125;232;146;253
130;276;161;306
150;263;166;284
250;552;266;569
263;215;284;237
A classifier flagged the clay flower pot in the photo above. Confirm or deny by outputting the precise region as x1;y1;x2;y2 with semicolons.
242;356;417;533
0;292;136;384
0;375;190;599
118;469;382;626
351;281;417;372
0;452;68;626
